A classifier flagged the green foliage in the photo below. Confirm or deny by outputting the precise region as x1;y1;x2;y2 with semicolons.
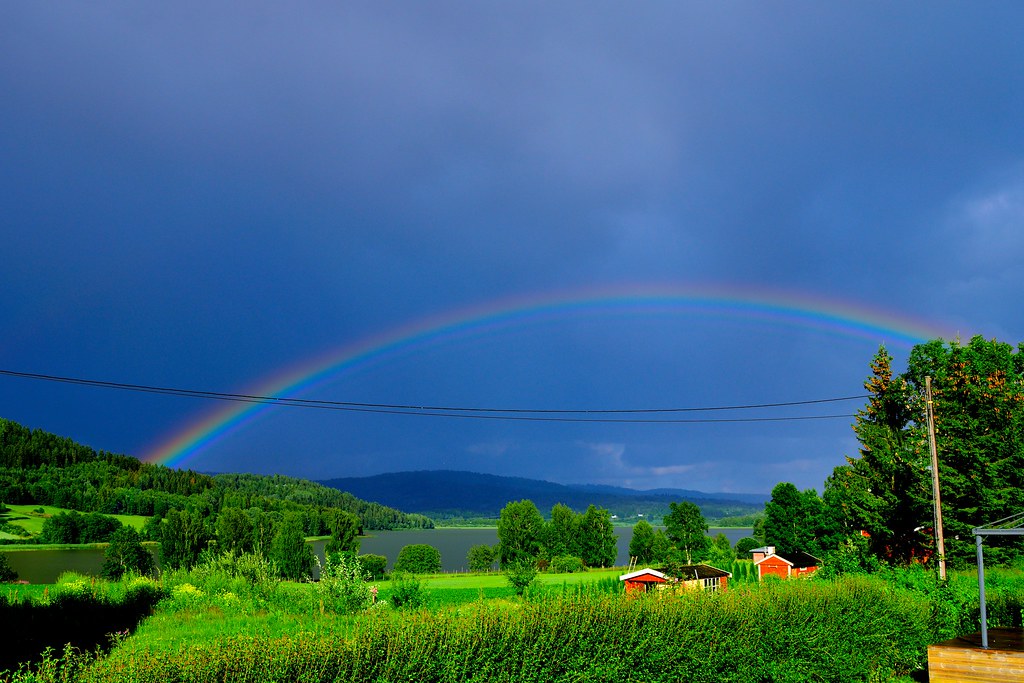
542;503;581;557
159;508;213;570
712;512;764;527
734;536;761;555
311;552;371;614
323;508;361;554
706;532;736;570
503;559;538;596
726;559;758;585
548;555;585;574
466;543;496;572
269;513;314;581
497;499;544;566
0;550;17;582
0;418;431;534
651;528;672;563
578;504;617;568
393;543;441;574
100;526;154;580
816;535;883;579
39;510;122;544
214;506;253;555
663;500;709;564
628;519;656;564
163;551;280;608
827;338;1024;568
357;553;387;579
763;482;830;556
43;577;970;682
387;572;426;609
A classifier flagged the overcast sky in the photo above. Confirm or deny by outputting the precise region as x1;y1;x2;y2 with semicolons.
2;3;1023;494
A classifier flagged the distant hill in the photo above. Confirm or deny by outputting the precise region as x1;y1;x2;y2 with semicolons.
320;470;767;522
0;417;431;530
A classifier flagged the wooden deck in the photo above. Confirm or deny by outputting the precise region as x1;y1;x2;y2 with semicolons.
928;628;1024;682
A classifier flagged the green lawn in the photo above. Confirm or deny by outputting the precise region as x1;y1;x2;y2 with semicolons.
418;566;622;590
2;503;150;537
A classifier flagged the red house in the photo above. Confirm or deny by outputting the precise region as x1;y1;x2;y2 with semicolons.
751;546;819;579
619;568;669;593
619;565;731;593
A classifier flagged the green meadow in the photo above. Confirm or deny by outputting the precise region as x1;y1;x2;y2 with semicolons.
2;504;150;538
2;557;1023;683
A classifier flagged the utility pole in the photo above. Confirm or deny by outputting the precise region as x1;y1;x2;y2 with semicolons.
925;376;947;580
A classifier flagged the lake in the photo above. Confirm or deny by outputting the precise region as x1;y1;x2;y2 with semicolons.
354;526;752;572
3;527;753;582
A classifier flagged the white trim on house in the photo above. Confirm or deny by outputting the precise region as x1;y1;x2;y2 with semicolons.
619;568;669;582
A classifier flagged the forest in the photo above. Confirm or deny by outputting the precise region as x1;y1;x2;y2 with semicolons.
0;418;432;580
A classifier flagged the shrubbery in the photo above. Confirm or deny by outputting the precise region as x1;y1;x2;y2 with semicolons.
387;572;426;609
357;553;387;579
311;552;372;614
393;544;441;574
27;576;970;682
548;555;584;574
0;551;17;582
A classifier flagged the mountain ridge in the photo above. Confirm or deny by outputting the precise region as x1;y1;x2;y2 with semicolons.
320;469;767;521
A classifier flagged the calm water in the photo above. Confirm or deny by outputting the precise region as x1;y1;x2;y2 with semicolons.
356;526;752;572
4;527;752;582
3;546;160;584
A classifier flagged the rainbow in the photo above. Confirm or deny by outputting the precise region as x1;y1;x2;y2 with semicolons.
142;283;953;469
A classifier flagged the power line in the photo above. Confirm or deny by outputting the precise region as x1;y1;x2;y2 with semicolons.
0;368;865;424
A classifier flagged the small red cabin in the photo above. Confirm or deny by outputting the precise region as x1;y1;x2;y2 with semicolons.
751;546;819;579
619;565;731;593
619;568;669;593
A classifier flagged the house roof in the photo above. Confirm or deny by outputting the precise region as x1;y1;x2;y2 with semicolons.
619;568;668;582
754;551;820;568
668;564;732;580
749;546;774;554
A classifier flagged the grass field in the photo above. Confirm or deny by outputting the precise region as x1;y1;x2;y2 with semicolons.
1;504;150;538
3;560;1023;682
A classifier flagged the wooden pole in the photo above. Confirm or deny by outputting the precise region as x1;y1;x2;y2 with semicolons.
925;376;947;581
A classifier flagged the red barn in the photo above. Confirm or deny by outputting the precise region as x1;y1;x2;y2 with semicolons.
752;546;819;579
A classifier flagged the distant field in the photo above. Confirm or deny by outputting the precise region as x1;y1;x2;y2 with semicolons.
419;567;622;590
2;504;151;537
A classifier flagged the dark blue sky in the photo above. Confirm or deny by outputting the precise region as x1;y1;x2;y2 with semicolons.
2;3;1023;493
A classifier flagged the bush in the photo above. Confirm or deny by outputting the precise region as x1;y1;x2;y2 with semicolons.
393;544;441;574
388;572;426;609
358;553;387;579
0;551;17;582
504;560;538;597
549;555;585;574
467;544;496;572
312;552;372;614
72;577;944;682
164;550;279;606
101;526;155;580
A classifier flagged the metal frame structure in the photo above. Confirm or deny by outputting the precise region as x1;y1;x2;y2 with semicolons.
972;511;1024;648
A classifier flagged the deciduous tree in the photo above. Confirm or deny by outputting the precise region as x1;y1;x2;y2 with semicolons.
578;505;617;568
664;501;709;564
497;499;544;566
101;526;154;580
467;544;496;572
270;512;314;580
393;543;442;574
628;519;656;565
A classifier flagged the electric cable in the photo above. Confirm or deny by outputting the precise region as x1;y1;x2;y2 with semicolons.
0;368;865;424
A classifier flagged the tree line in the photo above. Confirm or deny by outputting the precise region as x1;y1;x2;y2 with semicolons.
0;418;432;532
757;336;1024;570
